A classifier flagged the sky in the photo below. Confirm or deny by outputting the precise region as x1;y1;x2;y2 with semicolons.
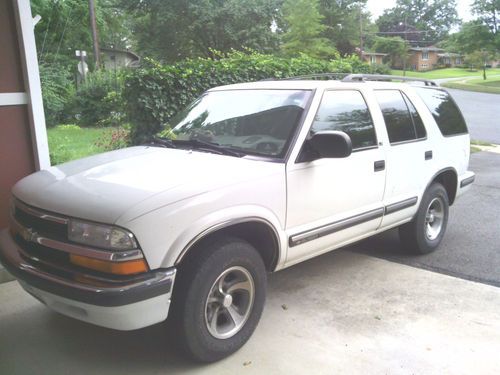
366;0;474;22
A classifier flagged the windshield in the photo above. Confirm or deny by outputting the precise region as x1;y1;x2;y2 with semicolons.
169;89;311;157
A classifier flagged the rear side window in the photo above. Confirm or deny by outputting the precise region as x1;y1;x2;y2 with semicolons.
312;90;377;149
375;90;426;144
415;88;468;136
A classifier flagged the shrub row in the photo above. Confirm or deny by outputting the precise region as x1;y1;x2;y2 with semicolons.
123;51;390;144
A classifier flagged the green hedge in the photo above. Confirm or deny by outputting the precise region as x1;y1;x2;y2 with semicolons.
123;51;390;144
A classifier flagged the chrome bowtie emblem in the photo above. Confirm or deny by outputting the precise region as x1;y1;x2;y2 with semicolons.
20;227;36;242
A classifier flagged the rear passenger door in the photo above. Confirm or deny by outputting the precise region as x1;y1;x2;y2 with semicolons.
285;89;386;265
374;89;431;228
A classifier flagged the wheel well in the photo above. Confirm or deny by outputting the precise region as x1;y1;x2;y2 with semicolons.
178;221;280;272
432;169;457;205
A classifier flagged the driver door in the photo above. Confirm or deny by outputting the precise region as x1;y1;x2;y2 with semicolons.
285;89;386;266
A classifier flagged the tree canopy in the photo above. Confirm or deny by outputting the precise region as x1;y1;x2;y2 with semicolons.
119;0;282;62
281;0;337;58
376;0;460;46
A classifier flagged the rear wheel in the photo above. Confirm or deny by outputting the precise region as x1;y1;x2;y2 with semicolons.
399;183;449;254
171;237;266;362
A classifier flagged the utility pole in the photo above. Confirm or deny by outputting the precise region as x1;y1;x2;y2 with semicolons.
359;7;363;59
403;15;407;76
88;0;100;69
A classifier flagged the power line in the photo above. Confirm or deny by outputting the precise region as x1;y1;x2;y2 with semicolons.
54;7;73;59
369;30;430;34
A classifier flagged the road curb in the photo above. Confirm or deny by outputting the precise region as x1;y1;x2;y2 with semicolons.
474;144;500;154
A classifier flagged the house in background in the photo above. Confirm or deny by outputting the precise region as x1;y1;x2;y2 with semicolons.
361;51;388;65
437;52;464;68
100;47;140;71
394;46;464;72
407;46;444;71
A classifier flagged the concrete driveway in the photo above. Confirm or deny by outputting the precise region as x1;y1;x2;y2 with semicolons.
353;151;500;287
1;250;500;375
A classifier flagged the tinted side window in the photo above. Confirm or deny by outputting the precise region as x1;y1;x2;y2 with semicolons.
402;93;427;139
312;90;377;149
415;88;468;136
375;90;415;143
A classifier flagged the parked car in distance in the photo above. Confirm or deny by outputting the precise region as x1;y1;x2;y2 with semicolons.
0;74;475;362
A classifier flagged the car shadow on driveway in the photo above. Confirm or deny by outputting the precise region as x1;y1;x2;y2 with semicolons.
0;304;198;373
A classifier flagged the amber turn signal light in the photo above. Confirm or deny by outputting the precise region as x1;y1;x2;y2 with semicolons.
70;254;148;275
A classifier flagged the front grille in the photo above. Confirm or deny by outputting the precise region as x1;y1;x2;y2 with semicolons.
11;200;147;285
11;199;147;284
16;235;70;265
14;235;141;283
14;204;67;241
12;201;74;276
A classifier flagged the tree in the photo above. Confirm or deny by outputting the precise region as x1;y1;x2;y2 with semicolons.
443;21;495;54
318;0;371;56
281;0;337;58
464;50;486;70
376;0;460;45
472;0;500;34
372;36;409;67
31;0;132;69
120;0;282;62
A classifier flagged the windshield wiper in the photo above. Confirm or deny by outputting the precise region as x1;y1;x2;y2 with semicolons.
146;136;177;149
173;139;243;157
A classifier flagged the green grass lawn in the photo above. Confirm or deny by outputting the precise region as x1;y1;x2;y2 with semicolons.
477;79;500;88
390;68;500;79
48;125;114;165
441;76;500;94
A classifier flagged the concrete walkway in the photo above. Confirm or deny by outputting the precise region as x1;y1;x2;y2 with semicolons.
1;250;499;375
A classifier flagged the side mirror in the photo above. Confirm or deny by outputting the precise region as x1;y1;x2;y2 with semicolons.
308;131;352;159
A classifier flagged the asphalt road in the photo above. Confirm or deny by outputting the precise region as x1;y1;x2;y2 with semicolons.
350;151;500;287
445;88;500;144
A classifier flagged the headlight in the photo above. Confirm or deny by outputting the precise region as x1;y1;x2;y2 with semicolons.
68;219;138;250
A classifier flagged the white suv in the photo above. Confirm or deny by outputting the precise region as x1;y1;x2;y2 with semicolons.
0;74;475;362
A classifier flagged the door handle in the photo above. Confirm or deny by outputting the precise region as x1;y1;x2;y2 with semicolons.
374;160;385;172
425;150;433;160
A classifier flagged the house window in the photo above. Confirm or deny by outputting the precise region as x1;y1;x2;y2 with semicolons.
456;58;461;65
370;55;376;64
422;51;429;60
421;64;428;69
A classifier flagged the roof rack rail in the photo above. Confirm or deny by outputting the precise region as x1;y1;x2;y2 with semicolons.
342;74;438;87
260;73;350;81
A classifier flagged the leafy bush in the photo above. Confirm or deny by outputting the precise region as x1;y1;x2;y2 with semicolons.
70;70;125;127
39;63;75;127
123;50;388;144
95;126;131;151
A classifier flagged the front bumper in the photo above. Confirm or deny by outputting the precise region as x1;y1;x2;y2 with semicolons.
0;229;176;330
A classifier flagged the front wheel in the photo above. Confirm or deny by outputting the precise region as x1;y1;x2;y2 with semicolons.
171;237;267;362
399;183;449;254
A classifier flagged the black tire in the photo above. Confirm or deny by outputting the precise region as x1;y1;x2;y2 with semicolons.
399;183;449;254
171;236;267;362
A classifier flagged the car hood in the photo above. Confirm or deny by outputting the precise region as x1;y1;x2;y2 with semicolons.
13;146;284;224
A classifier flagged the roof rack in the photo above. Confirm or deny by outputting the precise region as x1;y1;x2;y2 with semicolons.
342;74;438;87
260;73;349;81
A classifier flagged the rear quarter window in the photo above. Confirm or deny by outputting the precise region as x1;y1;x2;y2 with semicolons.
415;88;468;136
